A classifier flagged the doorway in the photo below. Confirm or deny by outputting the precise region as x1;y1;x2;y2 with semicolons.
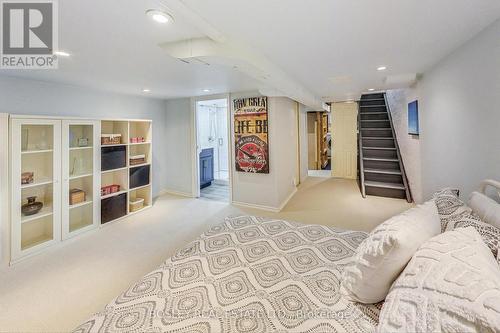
195;98;230;202
307;111;332;178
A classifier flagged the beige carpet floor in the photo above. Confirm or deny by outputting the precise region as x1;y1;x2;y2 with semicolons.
0;177;413;332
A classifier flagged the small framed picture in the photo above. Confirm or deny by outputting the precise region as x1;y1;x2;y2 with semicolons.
78;138;89;147
408;100;419;135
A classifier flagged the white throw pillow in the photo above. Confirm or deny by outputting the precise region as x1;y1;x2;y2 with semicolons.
378;227;500;332
468;191;500;229
341;200;440;303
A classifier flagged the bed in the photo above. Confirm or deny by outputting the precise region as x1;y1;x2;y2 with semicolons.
75;180;500;333
74;216;381;333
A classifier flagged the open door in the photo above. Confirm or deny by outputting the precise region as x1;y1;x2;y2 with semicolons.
194;97;231;202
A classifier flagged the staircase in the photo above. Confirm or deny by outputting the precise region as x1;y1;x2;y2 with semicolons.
358;93;412;202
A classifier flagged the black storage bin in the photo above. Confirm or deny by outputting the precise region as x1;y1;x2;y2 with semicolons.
130;165;150;189
101;146;126;171
101;193;127;224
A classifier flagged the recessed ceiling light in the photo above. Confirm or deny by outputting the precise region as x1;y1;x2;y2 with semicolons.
54;51;70;57
368;88;375;91
142;88;151;93
203;89;211;93
377;66;387;71
146;9;174;24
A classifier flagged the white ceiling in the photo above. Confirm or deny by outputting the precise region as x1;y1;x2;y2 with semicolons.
0;0;262;98
1;0;499;102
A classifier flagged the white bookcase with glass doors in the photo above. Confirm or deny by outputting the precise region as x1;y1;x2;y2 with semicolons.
10;118;62;261
61;120;100;240
10;116;152;263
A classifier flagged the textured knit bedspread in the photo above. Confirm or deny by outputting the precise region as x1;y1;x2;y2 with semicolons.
74;216;381;333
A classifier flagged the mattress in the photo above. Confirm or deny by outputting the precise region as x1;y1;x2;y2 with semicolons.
74;216;381;333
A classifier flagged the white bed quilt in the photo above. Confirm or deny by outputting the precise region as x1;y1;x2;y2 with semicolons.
74;216;381;333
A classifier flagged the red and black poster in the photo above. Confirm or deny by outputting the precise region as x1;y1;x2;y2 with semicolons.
234;97;269;173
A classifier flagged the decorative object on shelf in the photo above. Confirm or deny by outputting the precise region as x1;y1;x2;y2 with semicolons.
38;128;49;150
234;96;269;174
21;172;34;185
129;154;146;166
70;157;85;176
69;189;86;205
21;128;29;151
21;196;43;216
129;197;144;212
78;137;89;147
101;184;120;196
101;134;121;145
130;137;145;143
69;130;75;148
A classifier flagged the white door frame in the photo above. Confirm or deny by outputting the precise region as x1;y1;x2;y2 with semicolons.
306;111;332;177
190;94;232;201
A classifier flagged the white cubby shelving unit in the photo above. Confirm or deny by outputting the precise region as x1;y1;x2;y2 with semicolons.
100;119;152;225
9;116;152;263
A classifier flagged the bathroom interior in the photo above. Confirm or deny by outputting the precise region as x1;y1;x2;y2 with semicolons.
196;99;230;201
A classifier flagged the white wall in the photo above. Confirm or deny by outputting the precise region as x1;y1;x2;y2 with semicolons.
164;98;194;196
386;88;423;203
419;19;500;200
230;93;299;210
164;93;300;210
0;76;168;197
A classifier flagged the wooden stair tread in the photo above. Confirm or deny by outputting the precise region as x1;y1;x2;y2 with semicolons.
358;92;411;202
362;147;396;150
365;180;405;190
363;157;398;162
361;137;394;140
364;168;402;175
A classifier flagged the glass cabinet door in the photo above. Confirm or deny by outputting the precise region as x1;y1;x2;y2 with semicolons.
62;121;99;239
11;119;61;260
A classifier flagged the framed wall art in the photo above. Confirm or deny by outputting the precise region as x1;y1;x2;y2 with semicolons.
233;96;269;173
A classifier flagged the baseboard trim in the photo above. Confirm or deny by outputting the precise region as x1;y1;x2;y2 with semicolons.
278;187;298;211
232;187;298;213
158;189;194;198
231;201;281;213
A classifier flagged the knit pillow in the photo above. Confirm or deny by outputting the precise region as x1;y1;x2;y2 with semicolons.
377;227;500;332
433;188;472;231
442;211;500;259
341;200;440;304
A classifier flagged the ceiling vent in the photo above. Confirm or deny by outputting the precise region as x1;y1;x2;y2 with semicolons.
384;73;418;87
